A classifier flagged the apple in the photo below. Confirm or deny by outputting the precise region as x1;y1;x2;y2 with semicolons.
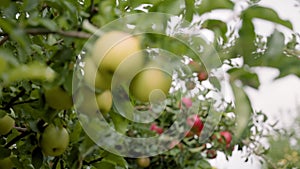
179;97;193;108
186;115;204;136
44;87;73;110
197;71;208;81
129;68;172;102
219;131;232;148
83;57;111;90
40;124;69;156
0;157;13;169
136;157;150;168
150;123;164;135
91;31;144;90
206;149;217;159
0;115;15;135
96;90;113;115
188;61;201;73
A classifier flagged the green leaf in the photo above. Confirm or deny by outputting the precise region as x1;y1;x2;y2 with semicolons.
93;161;115;169
202;19;228;41
31;147;43;169
103;152;128;169
196;0;234;15
230;82;252;139
5;62;56;83
242;6;293;29
0;147;11;159
236;19;256;63
149;0;184;15
110;111;129;134
228;67;260;89
264;30;285;63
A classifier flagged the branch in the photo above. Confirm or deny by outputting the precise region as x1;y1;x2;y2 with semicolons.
5;131;31;148
0;28;91;39
0;35;9;45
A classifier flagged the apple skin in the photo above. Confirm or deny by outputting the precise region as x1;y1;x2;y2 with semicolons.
96;90;113;115
83;57;111;90
0;115;15;135
197;71;208;81
0;157;13;169
40;124;69;156
44;87;73;110
129;68;172;102
219;131;232;148
136;157;150;168
150;123;164;135
186;115;204;137
91;31;144;90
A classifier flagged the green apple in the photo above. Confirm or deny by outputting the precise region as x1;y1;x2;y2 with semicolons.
0;115;15;135
83;57;111;90
136;157;150;168
40;124;69;156
129;68;172;102
91;31;144;90
0;157;13;169
45;87;73;110
96;90;113;115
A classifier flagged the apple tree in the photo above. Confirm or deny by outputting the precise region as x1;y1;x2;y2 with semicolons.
0;0;300;169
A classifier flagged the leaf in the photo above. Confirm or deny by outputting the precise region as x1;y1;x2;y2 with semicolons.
149;0;184;15
228;67;260;89
5;62;56;83
103;152;128;168
230;82;252;139
93;161;115;169
196;0;234;15
242;6;293;29
202;19;228;41
236;19;256;64
31;147;43;169
0;147;11;159
110;111;129;134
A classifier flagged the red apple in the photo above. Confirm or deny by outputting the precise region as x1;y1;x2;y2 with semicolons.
150;123;164;135
197;71;208;81
219;131;232;148
186;115;204;136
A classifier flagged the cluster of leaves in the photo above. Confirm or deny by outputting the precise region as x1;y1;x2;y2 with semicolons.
0;0;299;169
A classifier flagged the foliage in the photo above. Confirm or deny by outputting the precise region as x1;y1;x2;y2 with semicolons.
0;0;299;169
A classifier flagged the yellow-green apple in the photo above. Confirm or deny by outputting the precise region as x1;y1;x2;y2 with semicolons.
44;87;73;110
0;157;13;169
0;115;15;135
136;157;150;168
129;68;172;102
40;124;69;156
83;57;110;90
96;90;113;115
91;31;144;90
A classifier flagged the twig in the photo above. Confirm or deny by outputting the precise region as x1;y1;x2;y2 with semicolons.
14;126;28;132
13;99;39;106
0;35;9;45
4;89;26;110
5;131;31;148
0;28;91;39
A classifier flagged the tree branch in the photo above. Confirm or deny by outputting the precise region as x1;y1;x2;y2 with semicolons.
0;28;91;39
5;131;31;148
0;35;9;45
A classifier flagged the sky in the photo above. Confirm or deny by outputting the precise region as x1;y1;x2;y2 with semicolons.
209;0;300;168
